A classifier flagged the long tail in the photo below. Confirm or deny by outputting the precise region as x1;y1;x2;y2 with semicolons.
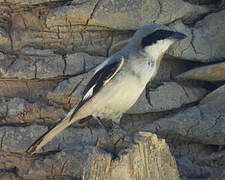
26;106;81;155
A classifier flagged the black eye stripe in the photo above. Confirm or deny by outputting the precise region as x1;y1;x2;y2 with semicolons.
141;30;173;48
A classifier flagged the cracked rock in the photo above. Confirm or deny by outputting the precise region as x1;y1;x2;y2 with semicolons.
0;79;59;100
0;97;66;125
64;52;105;75
0;125;48;152
128;82;206;113
184;9;225;62
0;124;104;152
84;132;180;180
0;130;179;180
0;48;63;79
23;146;94;179
47;0;209;30
0;49;105;79
144;84;225;145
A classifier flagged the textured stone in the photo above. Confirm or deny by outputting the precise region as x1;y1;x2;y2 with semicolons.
84;132;180;180
0;97;30;123
200;84;225;104
0;125;48;152
10;26;131;57
0;125;104;152
0;97;66;125
128;82;206;113
144;84;225;145
184;9;225;62
0;50;105;79
46;0;209;30
0;48;63;79
0;79;59;100
177;62;225;82
64;52;105;75
0;29;11;53
0;0;64;4
0;127;179;179
47;70;93;106
23;146;94;179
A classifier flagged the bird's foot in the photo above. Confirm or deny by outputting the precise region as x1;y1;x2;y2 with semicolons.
96;117;113;136
96;121;134;156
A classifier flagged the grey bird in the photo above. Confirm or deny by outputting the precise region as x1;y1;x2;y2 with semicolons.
26;24;186;154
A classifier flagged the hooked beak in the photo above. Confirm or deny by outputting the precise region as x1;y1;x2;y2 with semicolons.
171;32;187;40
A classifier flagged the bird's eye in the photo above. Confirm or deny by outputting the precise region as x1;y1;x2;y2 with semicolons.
141;30;173;48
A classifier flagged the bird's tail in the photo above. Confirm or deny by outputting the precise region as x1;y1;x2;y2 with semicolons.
26;106;81;155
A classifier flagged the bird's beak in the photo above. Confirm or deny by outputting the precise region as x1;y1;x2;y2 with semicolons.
171;32;187;40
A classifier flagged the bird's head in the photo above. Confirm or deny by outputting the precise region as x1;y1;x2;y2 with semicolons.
129;24;187;60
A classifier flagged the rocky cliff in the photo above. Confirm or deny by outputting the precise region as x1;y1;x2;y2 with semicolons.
0;0;225;179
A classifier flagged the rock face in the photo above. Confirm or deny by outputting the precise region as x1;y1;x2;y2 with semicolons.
0;129;180;180
84;132;180;180
0;0;224;180
144;85;225;145
177;62;225;82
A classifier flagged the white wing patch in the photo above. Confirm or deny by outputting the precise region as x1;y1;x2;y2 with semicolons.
82;84;96;101
82;56;125;101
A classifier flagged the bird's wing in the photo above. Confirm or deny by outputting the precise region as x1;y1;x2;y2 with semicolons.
26;56;125;154
69;56;125;121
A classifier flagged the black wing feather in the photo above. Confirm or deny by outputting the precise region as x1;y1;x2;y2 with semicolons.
83;61;120;98
69;60;122;121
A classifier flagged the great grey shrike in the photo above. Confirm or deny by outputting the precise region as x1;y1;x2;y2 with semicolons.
26;24;186;154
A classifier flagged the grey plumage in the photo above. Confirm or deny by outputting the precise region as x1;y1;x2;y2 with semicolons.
26;24;186;154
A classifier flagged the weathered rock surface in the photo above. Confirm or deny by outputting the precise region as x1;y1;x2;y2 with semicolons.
0;1;224;180
177;61;225;82
0;50;105;79
0;126;179;180
0;79;59;100
84;132;180;180
0;97;66;124
144;84;225;145
46;0;209;30
0;0;212;59
128;82;206;113
201;84;225;104
185;9;225;62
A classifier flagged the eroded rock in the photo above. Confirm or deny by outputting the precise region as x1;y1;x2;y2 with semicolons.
177;61;225;82
188;9;225;62
143;84;225;145
46;0;209;30
84;132;180;180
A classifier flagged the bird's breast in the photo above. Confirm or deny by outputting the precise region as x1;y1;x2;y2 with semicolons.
129;58;158;85
90;58;159;121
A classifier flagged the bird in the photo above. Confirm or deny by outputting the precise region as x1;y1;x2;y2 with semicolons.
26;24;186;154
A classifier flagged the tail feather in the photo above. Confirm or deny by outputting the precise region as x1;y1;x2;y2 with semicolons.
26;106;80;155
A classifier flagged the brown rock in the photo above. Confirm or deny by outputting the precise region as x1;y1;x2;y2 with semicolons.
177;62;225;82
84;132;180;180
46;0;209;30
0;79;59;102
